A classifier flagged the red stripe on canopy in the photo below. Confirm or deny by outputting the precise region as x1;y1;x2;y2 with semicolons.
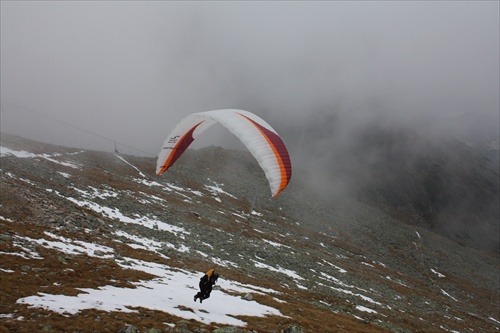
238;114;292;196
158;121;204;174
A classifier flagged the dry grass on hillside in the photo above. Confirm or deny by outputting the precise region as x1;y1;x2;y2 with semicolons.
1;217;392;333
1;135;498;333
2;214;498;333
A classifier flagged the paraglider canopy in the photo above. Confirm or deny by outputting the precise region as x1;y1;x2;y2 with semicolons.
156;109;292;197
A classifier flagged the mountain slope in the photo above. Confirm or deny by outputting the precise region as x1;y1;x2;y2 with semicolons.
1;132;499;333
287;112;499;252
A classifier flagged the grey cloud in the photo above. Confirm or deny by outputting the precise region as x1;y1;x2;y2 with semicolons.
1;1;498;156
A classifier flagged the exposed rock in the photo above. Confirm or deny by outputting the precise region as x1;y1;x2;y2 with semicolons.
118;325;139;333
165;326;192;333
165;320;193;333
212;327;242;333
93;250;106;257
281;324;303;333
148;329;163;333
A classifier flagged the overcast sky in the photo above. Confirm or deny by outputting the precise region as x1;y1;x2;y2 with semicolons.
1;1;499;155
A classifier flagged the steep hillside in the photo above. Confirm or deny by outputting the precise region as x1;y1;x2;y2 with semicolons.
1;132;499;333
440;111;500;163
287;112;499;252
343;125;499;252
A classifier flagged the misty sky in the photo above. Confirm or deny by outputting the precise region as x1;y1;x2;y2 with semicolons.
1;1;499;156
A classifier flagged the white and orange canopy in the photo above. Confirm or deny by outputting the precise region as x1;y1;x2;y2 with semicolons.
156;109;292;197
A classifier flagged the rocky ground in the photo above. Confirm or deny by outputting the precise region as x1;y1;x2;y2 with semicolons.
1;133;499;333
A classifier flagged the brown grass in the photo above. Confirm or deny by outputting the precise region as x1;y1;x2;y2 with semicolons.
1;217;396;333
1;176;499;333
1;141;498;333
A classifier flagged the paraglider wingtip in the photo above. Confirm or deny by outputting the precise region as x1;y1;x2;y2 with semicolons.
156;166;168;175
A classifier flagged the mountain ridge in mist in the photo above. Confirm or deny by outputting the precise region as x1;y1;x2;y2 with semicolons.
285;110;499;252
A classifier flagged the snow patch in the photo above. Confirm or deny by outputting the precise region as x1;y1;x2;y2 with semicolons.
356;305;377;314
1;147;82;169
17;258;284;327
252;259;304;281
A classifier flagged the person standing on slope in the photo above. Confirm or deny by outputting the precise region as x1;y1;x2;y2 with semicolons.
194;268;219;303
